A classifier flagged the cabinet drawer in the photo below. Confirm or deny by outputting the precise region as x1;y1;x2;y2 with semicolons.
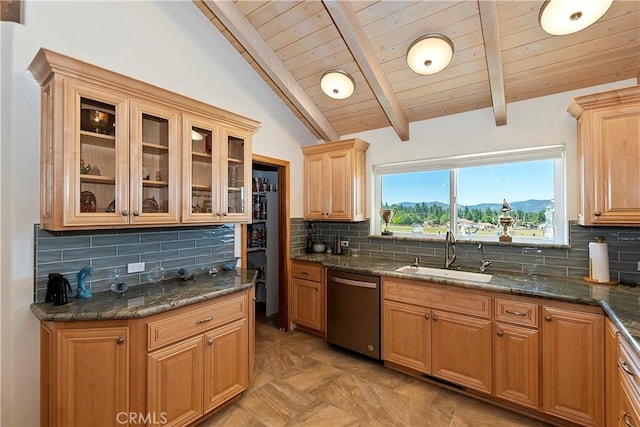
383;279;490;318
619;336;640;396
494;298;538;328
148;293;246;351
291;261;323;282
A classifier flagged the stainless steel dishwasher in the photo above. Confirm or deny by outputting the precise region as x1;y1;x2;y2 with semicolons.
326;269;381;360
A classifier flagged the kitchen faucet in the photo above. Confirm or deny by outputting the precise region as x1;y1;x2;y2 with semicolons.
478;243;492;273
444;229;456;269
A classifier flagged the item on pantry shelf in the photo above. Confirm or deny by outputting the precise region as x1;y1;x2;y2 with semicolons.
79;159;91;174
80;191;97;213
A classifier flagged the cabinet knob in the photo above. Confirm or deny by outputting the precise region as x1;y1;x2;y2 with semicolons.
432;315;438;321
497;331;504;337
222;212;228;216
116;337;125;345
424;314;430;320
623;412;636;427
544;315;552;322
121;210;129;216
207;338;214;346
216;212;221;217
133;210;140;216
594;211;602;217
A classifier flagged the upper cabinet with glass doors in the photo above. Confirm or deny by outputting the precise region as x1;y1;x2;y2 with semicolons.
29;48;258;230
182;116;252;224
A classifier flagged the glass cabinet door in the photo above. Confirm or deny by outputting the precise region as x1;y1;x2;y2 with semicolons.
65;80;129;227
222;128;251;223
183;114;218;223
129;100;180;225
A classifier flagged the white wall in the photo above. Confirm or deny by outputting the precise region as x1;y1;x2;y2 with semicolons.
344;79;637;221
0;1;316;425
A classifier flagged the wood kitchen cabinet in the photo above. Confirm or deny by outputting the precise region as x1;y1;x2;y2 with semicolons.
28;48;258;230
541;305;604;426
302;138;369;221
40;321;130;427
381;278;492;394
291;261;325;335
182;114;253;224
569;86;640;225
493;297;539;410
605;317;619;427
617;335;640;427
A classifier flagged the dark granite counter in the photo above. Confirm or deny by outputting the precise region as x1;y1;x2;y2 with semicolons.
30;268;257;322
292;253;640;355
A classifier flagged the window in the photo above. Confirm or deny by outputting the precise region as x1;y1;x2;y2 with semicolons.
373;146;566;244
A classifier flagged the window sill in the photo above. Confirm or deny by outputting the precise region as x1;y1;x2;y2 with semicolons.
366;234;570;249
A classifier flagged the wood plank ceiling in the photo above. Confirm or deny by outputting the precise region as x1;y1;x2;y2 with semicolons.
194;0;640;142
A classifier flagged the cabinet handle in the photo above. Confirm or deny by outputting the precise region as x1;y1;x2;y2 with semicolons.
505;309;527;317
216;212;221;217
196;316;214;324
116;337;125;345
207;338;214;346
424;314;430;319
623;413;636;427
133;210;140;216
622;361;635;377
121;210;129;217
544;315;552;322
594;211;602;217
497;331;504;337
222;212;228;216
432;315;438;321
300;272;309;275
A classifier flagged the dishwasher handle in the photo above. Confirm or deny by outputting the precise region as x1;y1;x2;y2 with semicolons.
331;277;378;289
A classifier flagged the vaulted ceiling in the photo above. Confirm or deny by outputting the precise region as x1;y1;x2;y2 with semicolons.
194;1;640;142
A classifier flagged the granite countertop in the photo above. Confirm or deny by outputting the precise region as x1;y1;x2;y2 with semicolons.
30;268;257;322
292;253;640;356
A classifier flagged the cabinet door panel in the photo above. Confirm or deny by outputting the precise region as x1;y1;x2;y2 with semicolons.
64;79;130;227
494;323;539;409
147;336;204;427
221;127;252;223
431;310;492;393
291;278;323;332
589;106;640;224
204;319;248;412
382;300;431;373
58;327;129;427
325;150;352;220
542;307;604;426
304;153;325;219
129;100;180;225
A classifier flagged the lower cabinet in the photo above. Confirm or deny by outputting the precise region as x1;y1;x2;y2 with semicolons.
431;310;492;393
541;306;604;426
617;333;640;427
39;289;252;427
291;261;325;335
40;321;130;427
381;277;606;426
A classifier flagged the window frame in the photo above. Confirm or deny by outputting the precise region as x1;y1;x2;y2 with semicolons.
372;145;567;245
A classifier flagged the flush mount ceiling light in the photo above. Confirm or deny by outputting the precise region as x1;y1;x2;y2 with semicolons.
320;70;355;99
539;0;613;36
406;34;454;75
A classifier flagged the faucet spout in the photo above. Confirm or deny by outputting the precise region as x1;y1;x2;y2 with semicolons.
444;230;456;269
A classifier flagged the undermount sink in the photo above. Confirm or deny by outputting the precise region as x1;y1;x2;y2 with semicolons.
395;265;493;283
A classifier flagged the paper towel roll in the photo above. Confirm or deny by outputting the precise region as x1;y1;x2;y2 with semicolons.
589;241;610;283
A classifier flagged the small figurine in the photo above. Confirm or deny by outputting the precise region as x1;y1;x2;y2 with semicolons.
76;266;93;298
79;159;91;174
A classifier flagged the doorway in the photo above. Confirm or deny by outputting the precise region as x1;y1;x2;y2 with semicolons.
242;154;290;332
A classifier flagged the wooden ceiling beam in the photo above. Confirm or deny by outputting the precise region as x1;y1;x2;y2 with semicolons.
478;0;507;126
201;0;340;142
323;0;410;141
